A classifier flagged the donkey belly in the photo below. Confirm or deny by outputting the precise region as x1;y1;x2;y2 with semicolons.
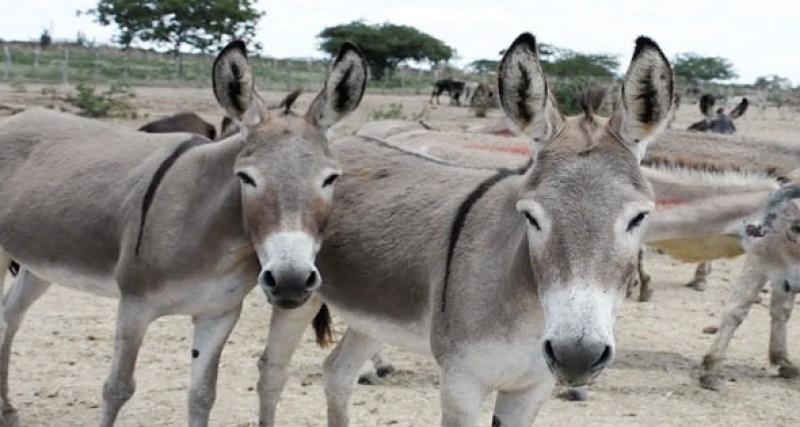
326;301;433;355
23;262;119;298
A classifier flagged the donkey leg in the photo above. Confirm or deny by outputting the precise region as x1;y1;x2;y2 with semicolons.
768;287;798;379
492;378;555;427
0;269;50;426
687;262;713;291
700;259;767;390
187;306;242;427
257;295;322;427
636;248;653;302
99;296;156;427
440;368;489;427
324;328;382;427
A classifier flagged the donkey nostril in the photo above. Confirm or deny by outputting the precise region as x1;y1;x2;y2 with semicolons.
262;271;277;289
593;345;613;369
305;271;318;288
784;280;792;293
543;340;556;364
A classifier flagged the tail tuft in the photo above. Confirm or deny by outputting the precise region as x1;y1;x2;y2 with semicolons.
312;304;334;347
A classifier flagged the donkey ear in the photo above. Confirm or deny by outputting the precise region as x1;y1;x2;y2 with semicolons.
213;40;267;126
699;93;716;118
498;33;564;153
730;98;749;119
610;36;675;162
306;42;368;130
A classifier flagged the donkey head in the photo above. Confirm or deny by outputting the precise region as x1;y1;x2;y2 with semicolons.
213;41;367;309
740;184;800;293
687;93;748;134
499;33;674;385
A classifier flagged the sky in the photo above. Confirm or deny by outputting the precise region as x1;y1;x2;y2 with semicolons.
2;0;798;85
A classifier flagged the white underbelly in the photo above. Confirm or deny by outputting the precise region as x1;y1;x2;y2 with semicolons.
330;304;433;355
24;264;119;298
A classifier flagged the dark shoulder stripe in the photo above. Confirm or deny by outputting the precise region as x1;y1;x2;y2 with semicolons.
441;164;529;312
135;136;209;256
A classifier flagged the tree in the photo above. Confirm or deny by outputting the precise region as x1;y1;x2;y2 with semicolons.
540;45;619;78
754;74;793;91
318;21;454;80
673;53;737;84
467;59;500;75
85;0;263;77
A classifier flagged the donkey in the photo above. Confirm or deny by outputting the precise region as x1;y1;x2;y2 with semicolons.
139;112;218;140
430;79;466;106
699;184;800;390
0;40;367;427
655;93;748;293
255;33;675;426
687;93;748;134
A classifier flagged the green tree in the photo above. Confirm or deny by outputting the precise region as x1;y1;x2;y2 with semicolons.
467;59;500;75
318;21;454;80
85;0;263;77
754;74;793;91
540;45;619;78
673;53;737;84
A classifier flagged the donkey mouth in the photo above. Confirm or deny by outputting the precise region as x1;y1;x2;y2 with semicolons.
546;359;606;386
266;292;311;310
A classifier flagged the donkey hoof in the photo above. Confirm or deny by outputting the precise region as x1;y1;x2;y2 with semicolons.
699;374;724;390
0;407;20;427
779;365;800;379
686;280;706;291
376;365;396;378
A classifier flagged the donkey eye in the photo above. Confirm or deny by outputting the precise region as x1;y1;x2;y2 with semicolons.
236;172;256;187
524;212;541;231
322;174;340;188
627;212;648;232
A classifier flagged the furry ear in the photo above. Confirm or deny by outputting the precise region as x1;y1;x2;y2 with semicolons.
306;42;368;130
498;33;564;155
730;98;749;119
609;36;675;162
699;93;716;118
212;40;267;126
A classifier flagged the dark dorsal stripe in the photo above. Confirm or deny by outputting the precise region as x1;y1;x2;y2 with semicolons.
136;136;209;255
441;164;529;312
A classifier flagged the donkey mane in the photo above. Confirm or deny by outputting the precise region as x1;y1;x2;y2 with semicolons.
580;86;608;119
136;136;211;255
643;153;784;182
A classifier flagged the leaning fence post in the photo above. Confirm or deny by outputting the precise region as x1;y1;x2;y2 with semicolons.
62;48;69;85
3;45;11;80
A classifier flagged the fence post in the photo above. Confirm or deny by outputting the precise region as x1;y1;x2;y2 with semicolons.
3;46;11;80
34;47;40;77
62;48;69;85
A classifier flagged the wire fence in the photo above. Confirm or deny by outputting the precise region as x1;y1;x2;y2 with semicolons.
0;41;456;95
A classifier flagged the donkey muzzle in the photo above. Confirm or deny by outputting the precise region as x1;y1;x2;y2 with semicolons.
542;337;614;386
259;267;321;309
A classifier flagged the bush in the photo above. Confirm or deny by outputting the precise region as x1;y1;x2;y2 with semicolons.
64;80;137;118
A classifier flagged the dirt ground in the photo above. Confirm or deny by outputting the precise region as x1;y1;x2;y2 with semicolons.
1;82;799;426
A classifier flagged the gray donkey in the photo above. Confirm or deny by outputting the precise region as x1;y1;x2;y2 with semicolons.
0;39;367;426
645;92;750;296
256;33;676;426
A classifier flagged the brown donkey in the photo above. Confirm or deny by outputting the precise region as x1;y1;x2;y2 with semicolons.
256;33;675;426
0;40;367;426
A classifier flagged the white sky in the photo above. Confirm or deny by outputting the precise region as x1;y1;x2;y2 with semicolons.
2;0;799;85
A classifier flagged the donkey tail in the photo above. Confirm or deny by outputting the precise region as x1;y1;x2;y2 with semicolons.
312;303;334;347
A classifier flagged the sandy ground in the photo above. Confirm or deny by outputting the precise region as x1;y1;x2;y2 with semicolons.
1;82;800;426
